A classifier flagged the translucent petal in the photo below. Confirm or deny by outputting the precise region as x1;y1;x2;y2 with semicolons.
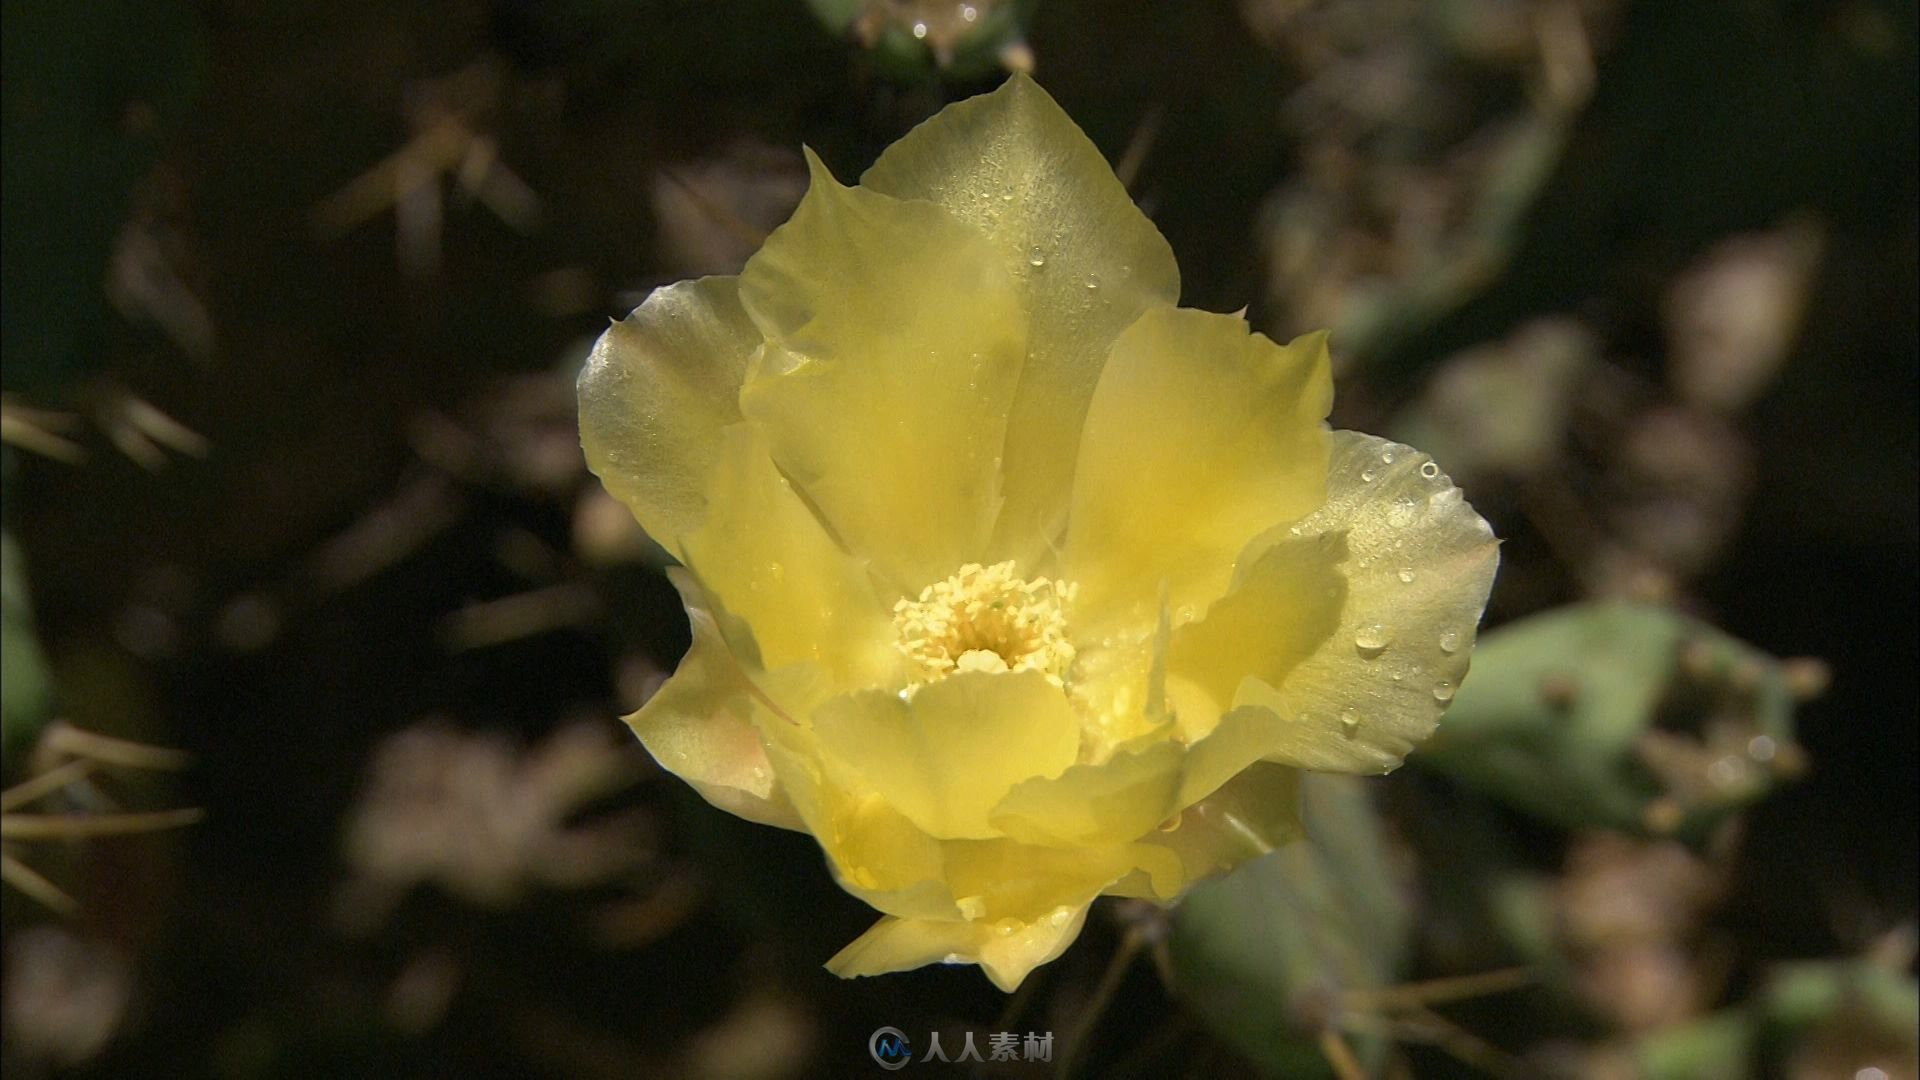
753;705;958;919
1133;762;1303;900
1232;432;1501;774
810;671;1081;840
577;276;759;555
861;74;1182;563
623;570;802;830
827;904;1090;992
990;740;1185;847
681;423;900;688
939;839;1145;922
1167;532;1348;725
737;152;1026;593
1065;310;1332;631
1061;597;1169;756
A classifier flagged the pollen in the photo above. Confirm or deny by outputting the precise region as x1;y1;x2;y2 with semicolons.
893;561;1078;689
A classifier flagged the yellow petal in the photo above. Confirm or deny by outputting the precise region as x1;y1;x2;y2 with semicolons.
1065;310;1332;631
624;570;802;830
1167;532;1348;725
1163;532;1351;798
1134;762;1303;900
577;276;759;555
827;904;1090;992
990;740;1184;847
861;74;1181;563
810;671;1081;840
753;706;958;919
1229;433;1501;775
737;152;1026;592
1062;593;1170;755
942;838;1171;930
681;423;899;688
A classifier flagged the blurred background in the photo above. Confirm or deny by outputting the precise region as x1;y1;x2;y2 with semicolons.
2;1;1914;1077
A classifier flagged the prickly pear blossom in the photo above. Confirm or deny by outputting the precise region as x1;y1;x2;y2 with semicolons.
578;75;1498;990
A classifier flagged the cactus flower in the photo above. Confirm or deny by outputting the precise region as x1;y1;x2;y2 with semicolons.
579;75;1498;991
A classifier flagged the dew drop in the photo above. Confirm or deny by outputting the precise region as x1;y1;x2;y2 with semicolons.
1027;247;1047;267
1419;461;1441;479
1380;450;1395;464
911;20;929;39
1338;708;1360;735
1439;629;1460;654
1354;624;1388;656
1397;567;1415;584
1432;681;1455;702
1360;468;1376;482
1084;274;1100;290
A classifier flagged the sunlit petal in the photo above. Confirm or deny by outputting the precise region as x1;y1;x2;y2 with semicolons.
682;424;900;688
810;671;1081;840
862;74;1181;563
827;904;1090;993
738;153;1026;593
1066;309;1332;631
578;277;760;555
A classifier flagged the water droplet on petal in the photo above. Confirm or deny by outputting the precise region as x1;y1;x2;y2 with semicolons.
1432;681;1454;702
1084;274;1100;290
1439;629;1460;654
1027;247;1047;267
1354;625;1388;656
1360;468;1376;482
1381;450;1395;464
1419;461;1441;479
1339;709;1360;735
1397;567;1415;584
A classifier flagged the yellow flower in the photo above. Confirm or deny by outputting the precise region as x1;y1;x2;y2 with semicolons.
578;75;1498;991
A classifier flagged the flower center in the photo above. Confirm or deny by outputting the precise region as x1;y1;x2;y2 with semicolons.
892;561;1078;688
